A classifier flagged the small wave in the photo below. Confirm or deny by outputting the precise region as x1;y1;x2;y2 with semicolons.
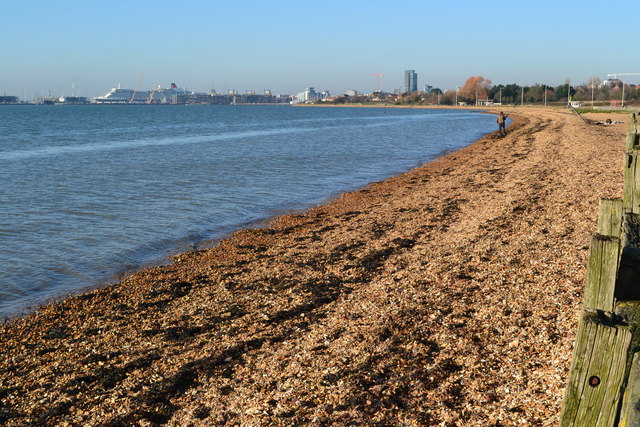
0;115;443;161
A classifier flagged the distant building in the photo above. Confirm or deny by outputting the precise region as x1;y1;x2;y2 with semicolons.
293;87;317;103
305;87;319;102
290;87;331;104
405;70;418;93
0;96;19;104
346;90;359;97
424;85;433;94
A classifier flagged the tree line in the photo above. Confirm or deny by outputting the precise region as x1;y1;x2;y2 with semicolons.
398;76;640;106
328;76;640;106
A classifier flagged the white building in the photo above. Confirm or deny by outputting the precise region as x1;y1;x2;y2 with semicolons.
292;87;323;104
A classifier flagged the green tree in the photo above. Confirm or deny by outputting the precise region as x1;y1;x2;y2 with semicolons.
525;84;545;103
628;86;640;101
572;86;588;101
555;80;573;101
489;84;519;104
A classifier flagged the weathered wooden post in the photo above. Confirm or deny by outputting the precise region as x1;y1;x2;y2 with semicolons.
598;199;624;238
560;114;640;426
582;233;620;312
559;200;626;426
624;113;640;214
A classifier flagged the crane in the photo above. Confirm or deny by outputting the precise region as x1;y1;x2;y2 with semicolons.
607;73;640;80
129;73;144;103
606;73;640;107
364;73;384;92
148;84;159;104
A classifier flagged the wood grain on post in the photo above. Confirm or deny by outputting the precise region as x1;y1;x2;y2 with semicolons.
626;112;640;150
625;132;639;152
598;198;624;238
623;151;640;214
625;115;639;152
616;301;640;426
619;350;640;426
559;313;632;426
583;234;620;312
625;114;640;214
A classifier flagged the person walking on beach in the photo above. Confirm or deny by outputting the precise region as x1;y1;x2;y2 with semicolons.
497;111;508;136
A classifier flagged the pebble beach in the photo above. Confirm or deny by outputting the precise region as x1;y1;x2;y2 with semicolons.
0;107;628;425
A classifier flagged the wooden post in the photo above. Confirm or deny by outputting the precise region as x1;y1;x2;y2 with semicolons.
616;300;640;426
598;198;624;238
583;234;620;312
619;351;640;425
624;114;640;214
623;151;640;214
559;312;632;426
627;112;640;147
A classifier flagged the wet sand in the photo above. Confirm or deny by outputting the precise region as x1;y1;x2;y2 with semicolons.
0;107;628;425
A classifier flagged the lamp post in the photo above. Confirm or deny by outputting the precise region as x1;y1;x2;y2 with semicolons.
455;86;460;106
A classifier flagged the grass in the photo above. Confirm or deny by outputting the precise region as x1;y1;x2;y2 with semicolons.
574;108;635;115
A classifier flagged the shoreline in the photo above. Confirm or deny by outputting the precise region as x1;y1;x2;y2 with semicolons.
0;106;494;321
0;108;628;424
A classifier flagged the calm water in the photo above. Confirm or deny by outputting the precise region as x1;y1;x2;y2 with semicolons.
0;105;496;318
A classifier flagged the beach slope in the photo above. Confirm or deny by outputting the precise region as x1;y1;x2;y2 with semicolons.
0;108;627;425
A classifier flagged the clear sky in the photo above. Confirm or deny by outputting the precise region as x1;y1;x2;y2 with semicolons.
2;0;639;98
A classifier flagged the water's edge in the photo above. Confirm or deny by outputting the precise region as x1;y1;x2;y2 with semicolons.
12;125;496;320
0;106;497;319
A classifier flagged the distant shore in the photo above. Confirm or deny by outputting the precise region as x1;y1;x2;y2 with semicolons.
0;107;628;425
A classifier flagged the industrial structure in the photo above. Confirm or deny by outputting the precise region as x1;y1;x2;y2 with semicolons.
364;73;384;92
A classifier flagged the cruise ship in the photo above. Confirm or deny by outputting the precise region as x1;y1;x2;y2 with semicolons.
94;83;191;104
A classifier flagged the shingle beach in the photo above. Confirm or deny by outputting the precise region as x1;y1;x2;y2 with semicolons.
0;107;628;425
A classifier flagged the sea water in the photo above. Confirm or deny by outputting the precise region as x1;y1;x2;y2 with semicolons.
0;105;496;318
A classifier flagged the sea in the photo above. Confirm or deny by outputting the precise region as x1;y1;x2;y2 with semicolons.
0;105;497;318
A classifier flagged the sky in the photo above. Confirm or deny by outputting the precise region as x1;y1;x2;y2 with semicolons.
2;0;640;99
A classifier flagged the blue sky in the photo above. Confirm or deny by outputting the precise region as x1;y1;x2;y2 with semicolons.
2;0;639;98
